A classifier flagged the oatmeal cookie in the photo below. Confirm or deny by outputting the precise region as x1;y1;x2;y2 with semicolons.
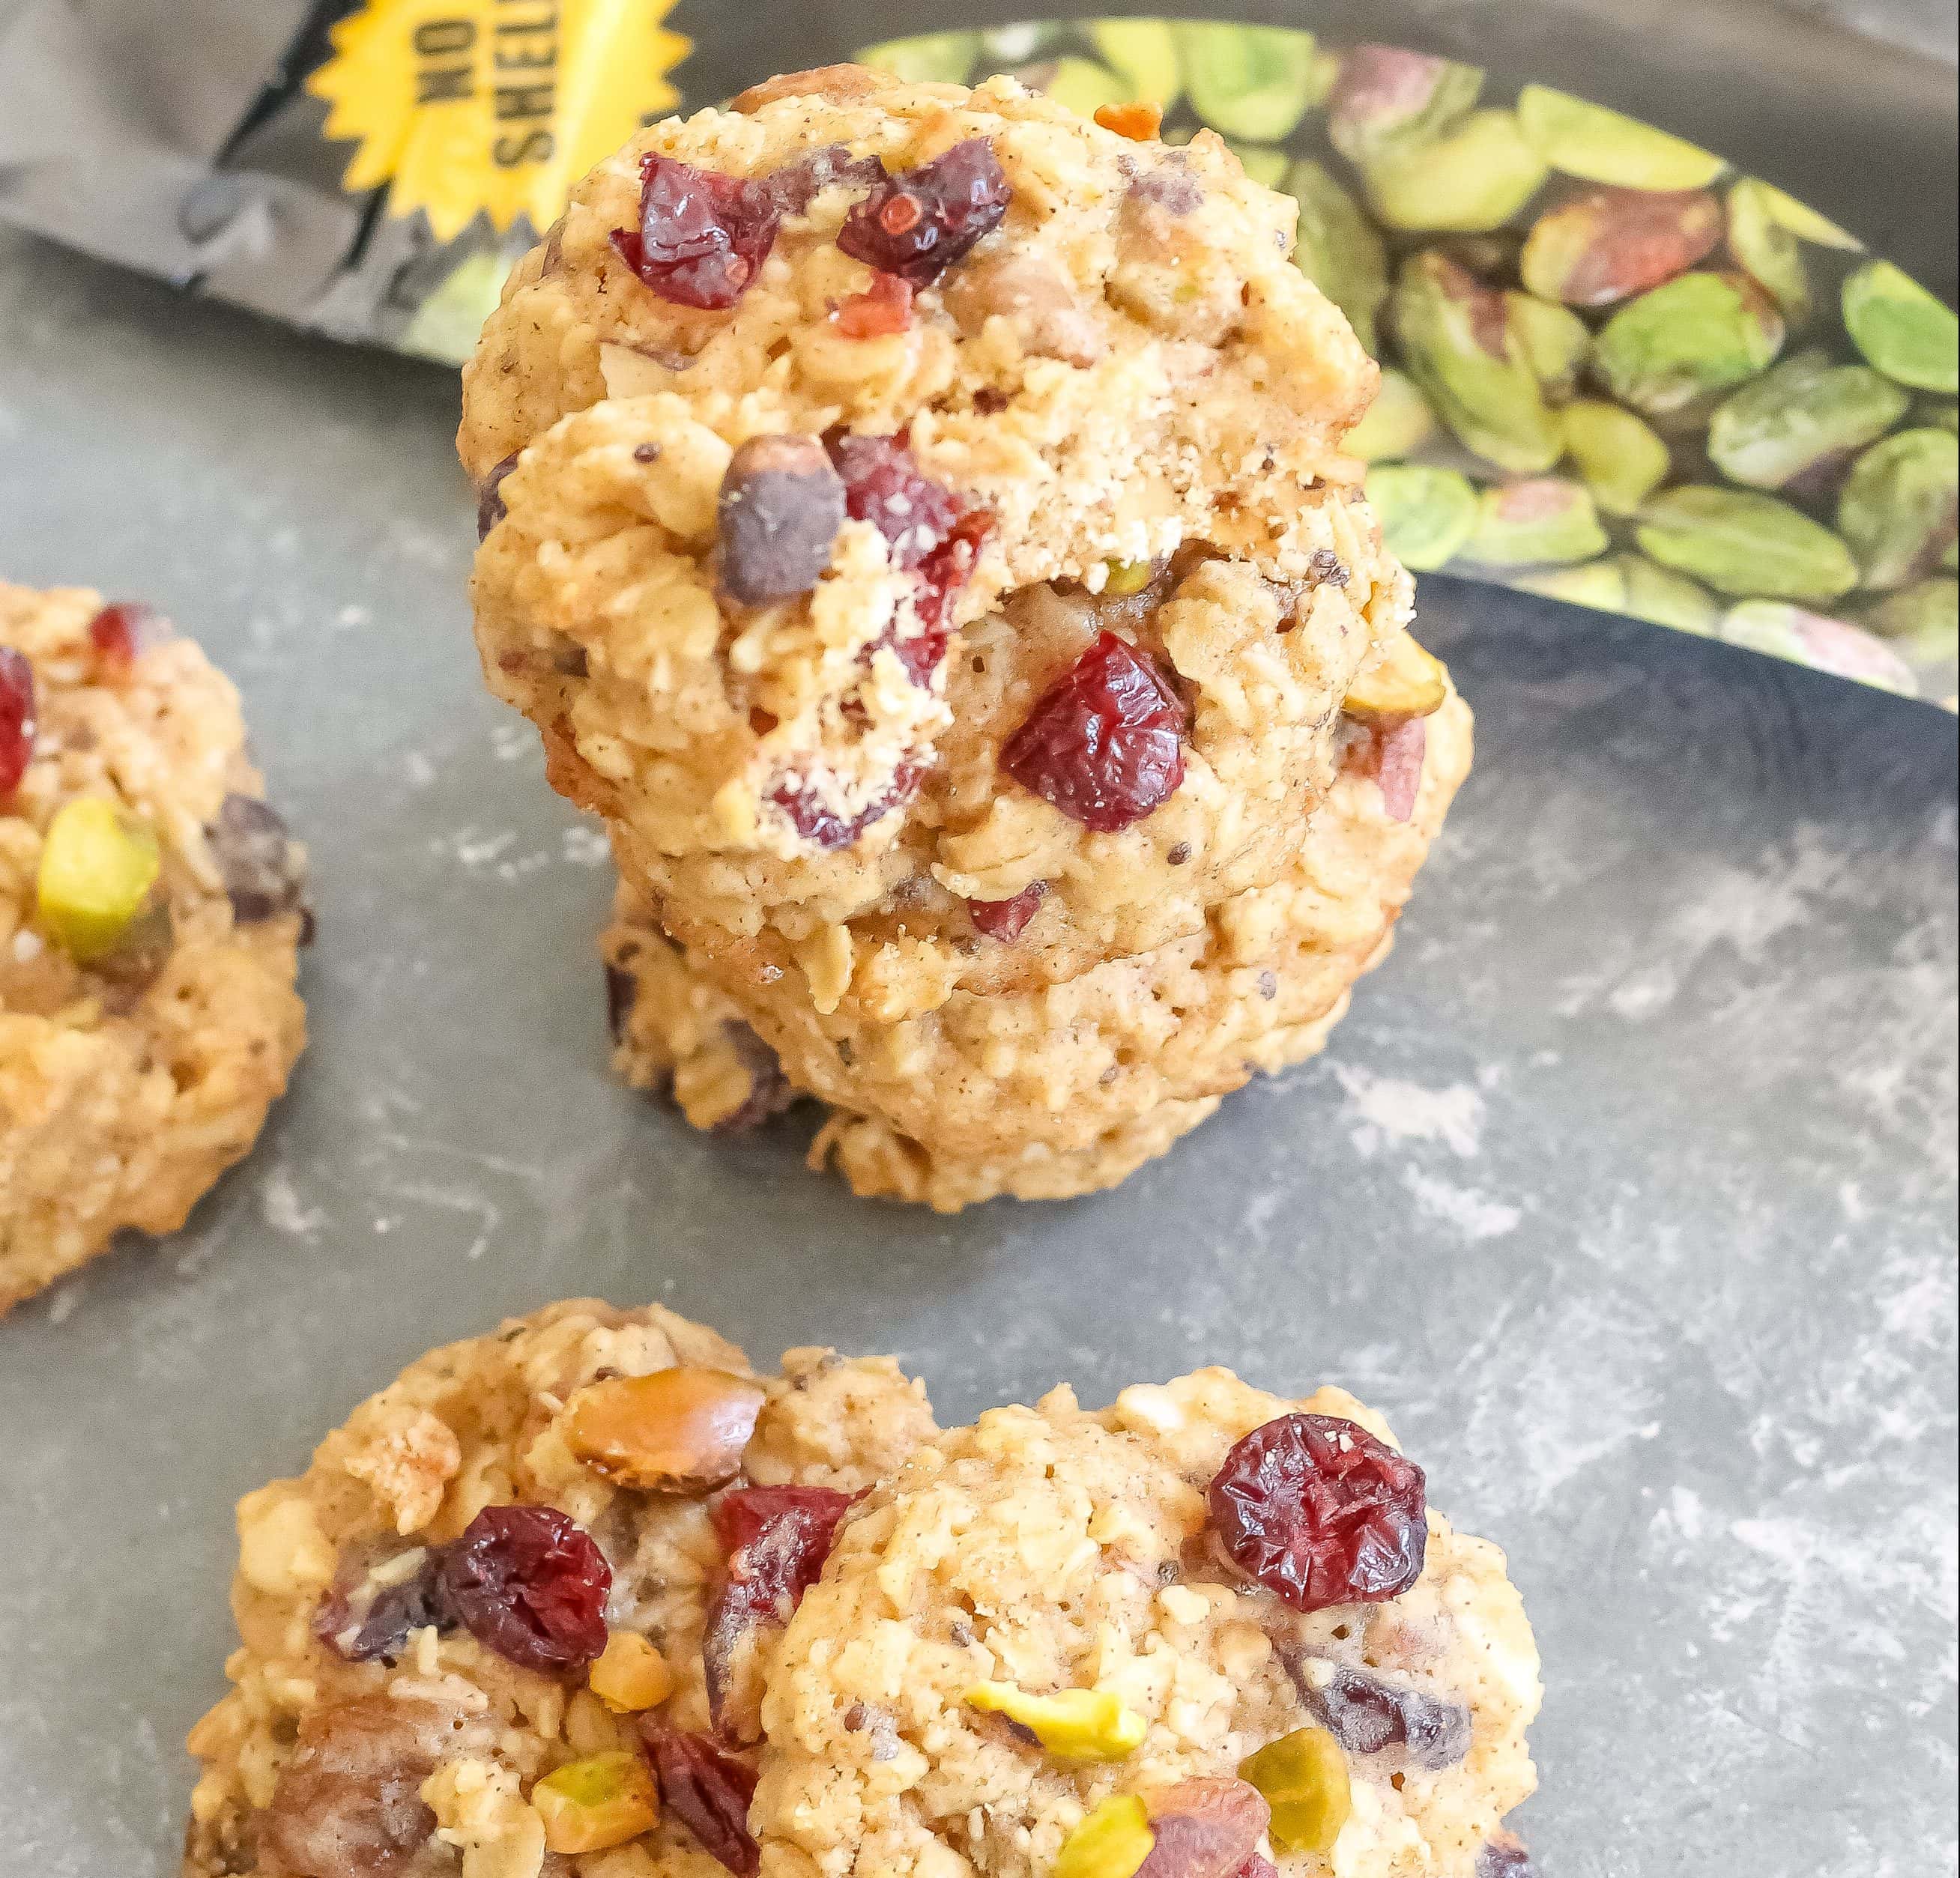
753;1368;1541;1877
182;1299;937;1878
461;66;1409;999
0;584;309;1312
602;684;1469;1209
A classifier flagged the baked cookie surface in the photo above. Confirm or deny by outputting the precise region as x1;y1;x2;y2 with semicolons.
752;1369;1540;1877
0;582;308;1311
182;1299;937;1878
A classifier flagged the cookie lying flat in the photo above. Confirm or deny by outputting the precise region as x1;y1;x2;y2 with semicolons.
182;1300;937;1878
0;583;309;1311
754;1369;1540;1877
602;682;1470;1209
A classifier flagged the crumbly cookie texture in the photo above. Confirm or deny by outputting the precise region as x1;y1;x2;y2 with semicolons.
461;65;1406;993
0;583;309;1311
603;685;1470;1210
182;1299;938;1878
753;1369;1541;1877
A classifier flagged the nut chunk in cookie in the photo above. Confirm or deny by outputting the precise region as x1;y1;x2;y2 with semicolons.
1;583;309;1312
752;1369;1540;1876
181;1300;936;1878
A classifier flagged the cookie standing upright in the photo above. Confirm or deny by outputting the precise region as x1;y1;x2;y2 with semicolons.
753;1369;1542;1876
0;583;309;1309
181;1299;938;1878
460;65;1461;1205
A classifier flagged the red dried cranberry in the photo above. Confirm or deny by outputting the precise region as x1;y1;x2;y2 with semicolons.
766;144;886;215
770;760;922;851
477;452;520;540
828;432;963;567
907;507;990;661
1236;1860;1280;1878
708;1023;797;1134
1307;1663;1471;1769
641;1727;760;1876
438;1505;611;1674
1137;1778;1269;1877
1343;716;1427;823
0;647;35;797
835;271;914;338
613;154;781;309
968;881;1046;941
88;602;172;676
314;1548;456;1665
1208;1414;1427;1612
1477;1832;1537;1878
837;138;1011;285
999;632;1187;832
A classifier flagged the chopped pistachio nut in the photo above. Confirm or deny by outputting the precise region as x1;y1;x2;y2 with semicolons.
1053;1794;1155;1878
1101;559;1155;596
531;1752;660;1856
964;1682;1147;1761
589;1632;676;1714
1344;634;1447;720
1238;1726;1353;1854
35;796;163;963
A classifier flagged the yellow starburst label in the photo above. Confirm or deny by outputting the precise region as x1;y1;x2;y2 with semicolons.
309;0;692;242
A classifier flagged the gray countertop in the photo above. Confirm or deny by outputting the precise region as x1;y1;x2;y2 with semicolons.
0;220;1954;1877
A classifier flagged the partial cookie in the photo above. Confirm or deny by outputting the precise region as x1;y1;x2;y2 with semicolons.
753;1368;1541;1877
1;584;309;1311
603;684;1470;1209
183;1299;937;1878
462;67;1406;998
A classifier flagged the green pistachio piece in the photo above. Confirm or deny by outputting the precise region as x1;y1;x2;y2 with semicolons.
1053;1796;1153;1878
1707;349;1911;490
1325;44;1483;166
1364;464;1480;572
858;32;979;85
1225;142;1290;189
1862;578;1959;670
1726;178;1812;325
1289;159;1389;354
1505;293;1591;400
36;798;164;963
1393;252;1562;472
1594;272;1784;415
1514;559;1629;608
1836;428;1960;590
1345;368;1436;461
1562;399;1672;515
1519;185;1722;309
1636;485;1857;599
1842;262;1959;395
1516;85;1725;190
1171;22;1319;142
1754;182;1862;251
965;1683;1147;1761
1364;109;1549;234
1719;601;1917;694
1086;21;1181;105
1616;554;1719;634
1240;1727;1352;1854
1301;47;1343;108
1465;478;1609;566
1040;58;1132;119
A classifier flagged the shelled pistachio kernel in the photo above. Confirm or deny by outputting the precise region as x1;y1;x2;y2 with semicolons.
965;1682;1147;1761
35;797;163;963
1238;1726;1352;1853
589;1632;675;1714
1101;559;1155;596
563;1366;766;1491
1054;1794;1155;1878
531;1751;660;1855
1343;633;1447;720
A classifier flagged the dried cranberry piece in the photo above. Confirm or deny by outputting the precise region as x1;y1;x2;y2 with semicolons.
1477;1832;1537;1877
208;793;309;926
0;647;35;797
1235;1860;1280;1878
1309;1664;1471;1769
314;1548;457;1666
641;1726;760;1876
716;434;846;605
1000;632;1187;832
905;507;990;679
767;144;886;215
1208;1414;1427;1612
710;1023;797;1134
835;271;915;338
837;138;1011;285
1342;716;1427;823
613;154;781;309
968;881;1046;941
88;602;172;676
770;760;922;851
438;1505;611;1674
477;452;520;540
828;433;964;567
